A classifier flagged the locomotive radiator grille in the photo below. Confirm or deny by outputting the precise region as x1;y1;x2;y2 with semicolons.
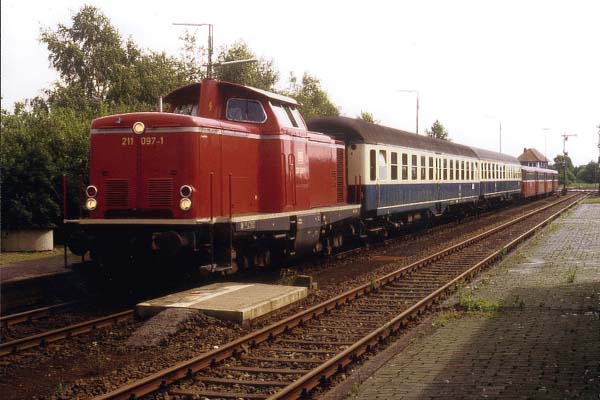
105;179;129;208
336;148;344;202
147;178;173;208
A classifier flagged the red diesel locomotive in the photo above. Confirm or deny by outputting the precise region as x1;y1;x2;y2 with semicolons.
67;79;359;271
66;78;557;271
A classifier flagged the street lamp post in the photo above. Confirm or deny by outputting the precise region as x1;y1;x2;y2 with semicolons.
397;90;419;135
173;22;213;78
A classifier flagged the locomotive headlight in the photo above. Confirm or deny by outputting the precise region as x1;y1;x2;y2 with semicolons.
85;198;97;211
179;197;192;211
180;185;193;198
86;185;98;197
132;121;145;134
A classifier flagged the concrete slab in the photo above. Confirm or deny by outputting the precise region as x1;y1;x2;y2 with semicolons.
136;282;307;322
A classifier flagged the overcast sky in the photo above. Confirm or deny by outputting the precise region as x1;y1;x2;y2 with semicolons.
1;0;598;165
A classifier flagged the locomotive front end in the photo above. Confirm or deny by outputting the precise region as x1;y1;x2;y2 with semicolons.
68;110;209;265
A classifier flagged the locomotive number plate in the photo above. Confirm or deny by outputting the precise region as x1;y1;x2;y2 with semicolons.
141;136;164;145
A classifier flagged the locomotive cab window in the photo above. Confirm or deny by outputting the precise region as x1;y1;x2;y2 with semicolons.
226;98;267;123
271;102;306;129
172;102;199;116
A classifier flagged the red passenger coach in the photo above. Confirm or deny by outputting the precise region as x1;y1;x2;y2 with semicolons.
67;79;359;271
520;166;558;198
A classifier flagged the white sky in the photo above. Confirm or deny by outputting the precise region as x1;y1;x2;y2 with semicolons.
1;0;599;165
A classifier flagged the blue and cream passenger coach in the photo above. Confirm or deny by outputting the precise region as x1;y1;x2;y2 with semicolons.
308;117;522;220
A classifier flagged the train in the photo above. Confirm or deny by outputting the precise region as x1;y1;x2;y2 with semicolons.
65;78;558;271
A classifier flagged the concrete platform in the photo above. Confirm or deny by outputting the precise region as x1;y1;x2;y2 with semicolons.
136;282;308;322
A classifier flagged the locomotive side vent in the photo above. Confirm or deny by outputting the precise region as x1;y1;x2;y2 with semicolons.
336;148;344;203
105;179;129;208
148;178;173;208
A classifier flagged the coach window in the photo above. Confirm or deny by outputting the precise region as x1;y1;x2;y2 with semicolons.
460;161;464;180
391;152;398;180
411;155;418;180
379;150;388;180
470;162;474;180
457;160;461;180
370;150;376;181
226;98;267;123
465;162;469;181
402;153;408;180
428;157;434;180
420;156;426;180
443;159;448;180
449;160;454;180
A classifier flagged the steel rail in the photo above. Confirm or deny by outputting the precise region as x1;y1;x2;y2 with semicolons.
93;193;583;400
0;309;134;356
268;193;587;399
0;301;80;328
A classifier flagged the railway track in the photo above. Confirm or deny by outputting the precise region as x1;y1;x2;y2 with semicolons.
0;301;81;328
0;309;134;357
93;193;585;400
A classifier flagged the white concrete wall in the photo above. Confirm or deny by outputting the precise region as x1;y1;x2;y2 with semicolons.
1;229;54;251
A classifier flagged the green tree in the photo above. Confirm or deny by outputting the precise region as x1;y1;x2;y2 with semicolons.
285;72;339;121
214;40;278;90
357;111;379;124
41;5;188;110
576;161;598;183
425;120;449;140
551;155;576;185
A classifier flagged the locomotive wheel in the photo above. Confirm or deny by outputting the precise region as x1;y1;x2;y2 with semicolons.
236;250;254;271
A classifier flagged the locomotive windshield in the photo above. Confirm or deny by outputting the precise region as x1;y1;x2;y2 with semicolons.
172;102;198;116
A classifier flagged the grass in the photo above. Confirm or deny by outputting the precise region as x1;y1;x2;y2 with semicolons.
583;197;600;204
567;182;599;189
433;309;461;327
564;266;577;283
0;246;68;265
458;289;502;313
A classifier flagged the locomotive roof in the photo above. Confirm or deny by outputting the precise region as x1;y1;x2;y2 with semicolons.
308;116;476;158
164;80;299;106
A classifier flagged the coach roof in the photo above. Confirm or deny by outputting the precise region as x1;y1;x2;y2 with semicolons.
468;146;520;164
308;116;477;158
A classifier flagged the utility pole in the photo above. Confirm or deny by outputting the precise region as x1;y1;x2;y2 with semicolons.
397;90;419;135
173;23;213;78
597;124;600;195
561;133;577;195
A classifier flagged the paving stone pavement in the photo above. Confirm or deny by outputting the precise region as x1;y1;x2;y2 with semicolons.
350;203;600;399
